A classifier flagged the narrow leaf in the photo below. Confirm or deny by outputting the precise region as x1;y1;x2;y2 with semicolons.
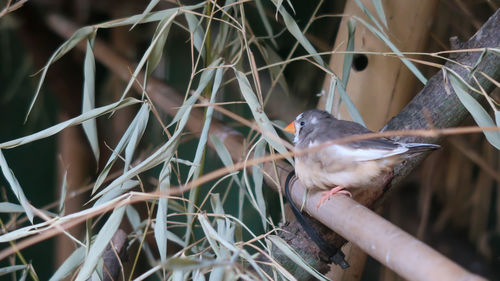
59;170;68;215
0;265;28;276
147;14;175;76
0;150;34;222
75;206;126;281
268;235;330;281
371;0;388;28
336;80;366;127
0;202;25;213
325;77;336;114
185;13;205;58
1;98;142;150
155;163;170;264
234;70;291;162
448;71;500;149
49;247;85;281
274;3;323;65
82;36;100;164
93;102;149;193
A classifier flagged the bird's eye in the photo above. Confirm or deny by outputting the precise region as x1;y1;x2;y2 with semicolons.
300;121;305;127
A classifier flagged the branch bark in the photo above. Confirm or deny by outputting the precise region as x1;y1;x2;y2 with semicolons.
43;7;500;281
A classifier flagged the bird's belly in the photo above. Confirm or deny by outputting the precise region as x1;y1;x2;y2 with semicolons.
295;158;392;190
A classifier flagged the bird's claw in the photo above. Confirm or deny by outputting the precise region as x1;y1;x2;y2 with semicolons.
316;186;352;208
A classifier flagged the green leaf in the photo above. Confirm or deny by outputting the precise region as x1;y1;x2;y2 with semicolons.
75;206;126;281
0;150;34;222
185;13;205;59
0;265;28;276
93;102;150;193
1;98;142;150
234;70;291;163
93;180;138;207
147;14;175;76
82;36;100;164
336;81;366;127
268;235;330;281
130;0;160;30
59;170;68;215
0;202;25;213
273;2;323;65
121;10;179;100
124;104;150;172
49;247;85;281
155;163;170;264
342;19;356;87
255;0;277;48
447;70;500;149
325;77;336;114
371;0;388;28
27;26;95;121
355;15;427;84
168;59;221;127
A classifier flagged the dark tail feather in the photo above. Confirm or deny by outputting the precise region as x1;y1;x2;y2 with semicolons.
404;143;441;154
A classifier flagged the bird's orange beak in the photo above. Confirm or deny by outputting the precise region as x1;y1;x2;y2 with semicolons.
284;121;296;134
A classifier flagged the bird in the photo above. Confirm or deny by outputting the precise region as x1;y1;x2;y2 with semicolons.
284;109;440;207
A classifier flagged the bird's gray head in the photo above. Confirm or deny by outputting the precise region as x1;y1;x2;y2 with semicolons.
286;110;334;144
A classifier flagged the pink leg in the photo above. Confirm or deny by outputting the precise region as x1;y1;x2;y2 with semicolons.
316;186;352;208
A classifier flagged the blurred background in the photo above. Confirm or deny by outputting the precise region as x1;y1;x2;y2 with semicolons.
0;0;499;280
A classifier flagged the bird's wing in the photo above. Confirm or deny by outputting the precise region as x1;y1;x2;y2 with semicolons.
308;140;409;162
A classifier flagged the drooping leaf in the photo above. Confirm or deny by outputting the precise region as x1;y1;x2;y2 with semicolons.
0;150;34;222
336;81;366;126
448;70;500;149
75;206;126;281
371;0;388;28
0;265;28;276
49;247;86;281
234;70;291;163
1;98;142;150
268;235;330;281
93;102;150;193
82;36;100;164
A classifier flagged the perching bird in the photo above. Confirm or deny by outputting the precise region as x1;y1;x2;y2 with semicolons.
284;109;440;206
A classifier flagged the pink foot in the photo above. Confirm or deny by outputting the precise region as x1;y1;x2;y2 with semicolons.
316;186;352;208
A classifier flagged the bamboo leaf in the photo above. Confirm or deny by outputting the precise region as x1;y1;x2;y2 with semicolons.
155;163;171;264
273;2;323;65
75;206;126;281
27;26;95;121
371;0;388;28
121;10;179;100
131;0;160;30
48;247;85;281
355;15;426;84
82;36;100;164
147;14;175;76
59;170;68;215
342;19;356;87
1;98;142;150
336;81;366;126
93;102;149;193
0;265;28;276
325;77;336;114
234;70;291;162
268;235;330;281
255;0;277;48
124;104;150;172
185;13;205;58
0;150;34;222
447;71;500;149
0;202;25;213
